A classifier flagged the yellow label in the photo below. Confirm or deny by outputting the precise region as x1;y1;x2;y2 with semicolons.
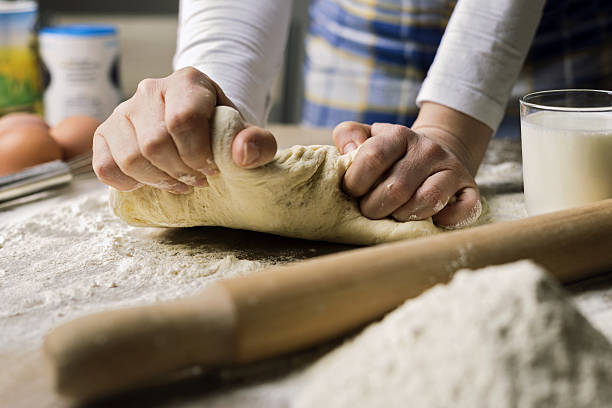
0;45;41;112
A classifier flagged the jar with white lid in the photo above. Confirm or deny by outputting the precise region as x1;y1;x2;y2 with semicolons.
39;24;122;126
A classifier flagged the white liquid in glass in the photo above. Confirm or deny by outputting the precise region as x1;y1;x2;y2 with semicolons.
521;111;612;215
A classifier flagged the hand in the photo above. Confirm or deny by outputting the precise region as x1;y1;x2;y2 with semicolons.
333;104;491;229
93;67;277;193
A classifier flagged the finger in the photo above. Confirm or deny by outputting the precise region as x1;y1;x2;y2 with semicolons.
92;133;142;191
232;126;278;168
391;170;460;221
434;187;482;229
164;68;219;175
207;74;239;110
343;124;411;197
130;79;208;187
332;121;370;154
358;155;433;219
102;111;192;194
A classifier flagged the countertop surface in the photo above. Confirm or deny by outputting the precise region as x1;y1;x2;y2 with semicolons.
2;131;612;407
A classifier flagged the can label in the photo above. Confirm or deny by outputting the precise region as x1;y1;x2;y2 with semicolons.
0;3;41;115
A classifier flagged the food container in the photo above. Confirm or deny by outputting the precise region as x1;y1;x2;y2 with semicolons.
520;89;612;215
39;24;121;126
0;1;41;116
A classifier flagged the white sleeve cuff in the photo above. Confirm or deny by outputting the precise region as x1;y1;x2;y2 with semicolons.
417;0;546;131
174;0;291;126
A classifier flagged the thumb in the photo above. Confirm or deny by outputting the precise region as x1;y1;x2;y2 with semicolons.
232;125;278;169
332;121;371;154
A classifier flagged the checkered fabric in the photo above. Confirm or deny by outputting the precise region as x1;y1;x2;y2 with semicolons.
302;0;612;130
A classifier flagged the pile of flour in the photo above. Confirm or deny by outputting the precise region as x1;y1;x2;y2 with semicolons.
294;261;612;407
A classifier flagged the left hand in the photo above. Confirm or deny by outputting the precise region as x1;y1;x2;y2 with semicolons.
333;121;483;229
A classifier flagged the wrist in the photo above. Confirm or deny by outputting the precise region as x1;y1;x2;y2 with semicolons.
413;102;492;176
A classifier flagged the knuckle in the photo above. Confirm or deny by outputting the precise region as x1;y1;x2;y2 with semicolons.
391;210;416;222
388;124;408;139
177;66;204;83
334;121;362;135
166;109;200;134
378;124;412;152
359;199;376;219
93;125;106;141
119;150;144;173
136;78;159;95
140;134;170;159
92;157;118;181
419;184;446;209
420;139;446;160
385;180;410;204
181;151;207;168
360;147;387;173
112;100;131;116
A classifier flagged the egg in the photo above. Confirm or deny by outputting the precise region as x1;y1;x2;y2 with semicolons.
50;116;102;160
0;112;49;134
0;125;63;176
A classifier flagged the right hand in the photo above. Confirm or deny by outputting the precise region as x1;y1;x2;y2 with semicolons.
93;67;277;194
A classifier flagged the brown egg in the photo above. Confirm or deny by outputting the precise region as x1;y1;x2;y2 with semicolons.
0;125;63;176
0;112;49;134
50;116;102;160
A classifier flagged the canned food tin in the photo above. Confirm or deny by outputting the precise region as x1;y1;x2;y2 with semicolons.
0;1;41;115
39;24;121;125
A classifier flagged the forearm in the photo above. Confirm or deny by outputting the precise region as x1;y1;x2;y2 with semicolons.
174;0;291;126
416;0;546;131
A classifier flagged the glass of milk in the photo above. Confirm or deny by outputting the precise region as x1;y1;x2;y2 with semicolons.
520;89;612;215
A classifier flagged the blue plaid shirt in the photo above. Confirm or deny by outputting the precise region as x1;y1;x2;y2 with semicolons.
302;0;612;130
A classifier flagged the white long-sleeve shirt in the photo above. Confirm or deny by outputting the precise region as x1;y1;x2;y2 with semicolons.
174;0;545;130
174;0;291;126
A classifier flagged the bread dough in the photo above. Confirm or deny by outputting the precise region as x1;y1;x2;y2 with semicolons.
110;106;441;245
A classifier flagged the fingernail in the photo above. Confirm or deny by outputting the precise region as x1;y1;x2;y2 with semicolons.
171;184;192;194
344;142;357;154
433;200;447;213
156;181;191;194
199;158;219;176
242;141;260;166
178;174;208;187
195;177;208;187
125;183;144;192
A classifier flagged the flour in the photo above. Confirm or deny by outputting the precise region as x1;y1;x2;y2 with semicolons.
3;137;612;407
294;261;612;408
476;160;527;223
0;189;268;351
0;148;529;354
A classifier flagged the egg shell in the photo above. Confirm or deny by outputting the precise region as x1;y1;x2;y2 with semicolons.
50;116;101;160
0;125;63;176
0;113;49;134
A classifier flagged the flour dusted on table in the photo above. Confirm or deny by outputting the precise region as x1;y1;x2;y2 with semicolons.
294;261;612;408
0;190;266;351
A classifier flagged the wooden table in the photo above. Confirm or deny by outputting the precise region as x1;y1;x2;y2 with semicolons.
2;131;612;408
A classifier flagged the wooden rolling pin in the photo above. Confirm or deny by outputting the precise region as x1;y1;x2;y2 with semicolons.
44;198;612;400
